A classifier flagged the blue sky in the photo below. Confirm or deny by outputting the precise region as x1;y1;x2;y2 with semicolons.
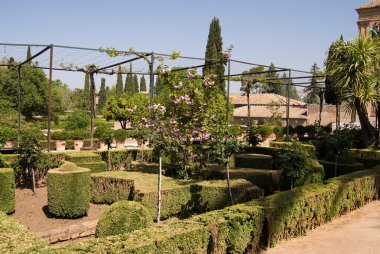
1;0;367;90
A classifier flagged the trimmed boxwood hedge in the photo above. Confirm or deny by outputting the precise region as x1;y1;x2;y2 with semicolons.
0;212;49;254
234;153;273;169
91;174;134;204
75;161;107;173
319;160;365;179
95;201;153;238
0;168;15;214
65;152;102;164
47;162;91;218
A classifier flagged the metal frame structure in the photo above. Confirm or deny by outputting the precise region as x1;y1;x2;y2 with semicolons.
0;42;324;149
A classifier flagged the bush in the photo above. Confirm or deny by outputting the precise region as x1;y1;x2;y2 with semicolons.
245;127;261;147
95;201;153;238
0;168;15;214
113;129;129;140
51;131;69;141
273;125;285;135
0;128;17;143
94;123;112;142
47;162;91;218
70;130;88;140
64;109;90;131
234;153;273;169
257;125;273;136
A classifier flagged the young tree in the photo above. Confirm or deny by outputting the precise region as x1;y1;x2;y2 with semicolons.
303;63;322;104
116;66;124;96
97;78;107;112
140;75;147;92
203;17;225;93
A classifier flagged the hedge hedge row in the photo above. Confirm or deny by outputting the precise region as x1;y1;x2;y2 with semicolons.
47;162;91;218
319;160;365;179
270;141;316;158
0;168;15;214
0;212;49;254
234;153;273;169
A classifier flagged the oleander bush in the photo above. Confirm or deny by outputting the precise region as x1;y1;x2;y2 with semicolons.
95;201;153;238
0;168;15;214
47;162;91;218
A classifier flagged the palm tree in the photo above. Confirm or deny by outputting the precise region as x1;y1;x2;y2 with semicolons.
325;35;380;147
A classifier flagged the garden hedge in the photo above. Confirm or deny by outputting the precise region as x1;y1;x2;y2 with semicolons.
270;141;317;159
234;153;273;169
0;212;49;254
319;160;365;179
95;148;154;164
95;201;153;238
47;162;91;218
65;152;102;164
0;168;15;214
75;161;107;173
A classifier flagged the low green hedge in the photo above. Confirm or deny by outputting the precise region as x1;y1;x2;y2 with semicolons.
0;212;49;254
47;162;91;218
0;168;15;214
270;141;316;158
319;160;365;179
95;201;153;238
234;153;273;169
91;173;134;204
57;221;209;254
354;156;380;168
65;152;102;163
95;148;154;165
75;161;107;173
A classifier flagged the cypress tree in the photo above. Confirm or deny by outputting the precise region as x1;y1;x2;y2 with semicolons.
133;74;139;93
97;78;107;112
83;73;91;110
116;66;123;96
140;75;147;92
203;17;225;93
262;63;284;95
125;63;134;93
281;73;300;100
303;63;321;104
26;46;32;66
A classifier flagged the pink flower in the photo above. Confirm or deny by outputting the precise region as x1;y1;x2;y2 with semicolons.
158;66;171;75
222;50;231;59
187;68;197;80
173;81;183;89
203;75;215;87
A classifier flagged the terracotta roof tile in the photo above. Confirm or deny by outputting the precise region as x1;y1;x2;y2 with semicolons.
233;105;307;119
229;93;305;106
357;0;380;10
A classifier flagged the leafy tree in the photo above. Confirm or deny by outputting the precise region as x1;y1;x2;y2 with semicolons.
140;75;147;92
125;63;134;93
64;109;90;131
261;63;284;95
203;17;225;93
303;63;322;104
0;66;48;120
83;73;91;110
98;78;107;112
0;98;18;129
116;66;123;96
133;74;139;93
103;93;149;129
325;35;380;147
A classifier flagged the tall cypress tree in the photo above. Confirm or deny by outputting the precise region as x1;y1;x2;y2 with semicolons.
125;63;134;93
140;75;147;92
26;46;32;66
133;74;139;93
116;66;123;96
83;73;91;110
97;78;107;112
281;73;300;100
203;17;225;93
262;63;284;95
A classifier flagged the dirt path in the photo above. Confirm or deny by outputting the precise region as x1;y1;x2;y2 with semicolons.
261;200;380;254
12;187;108;234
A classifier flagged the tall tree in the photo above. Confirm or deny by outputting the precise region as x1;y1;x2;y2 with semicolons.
140;75;147;92
203;17;225;93
261;63;284;95
82;73;91;110
281;73;300;100
98;78;107;112
125;63;134;93
26;46;32;66
325;35;380;147
303;63;322;104
116;66;123;96
133;74;139;93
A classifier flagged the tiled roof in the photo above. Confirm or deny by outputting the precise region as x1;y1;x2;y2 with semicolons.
229;93;305;106
233;105;307;119
357;0;380;10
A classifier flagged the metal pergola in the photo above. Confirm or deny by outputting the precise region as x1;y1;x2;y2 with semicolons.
0;42;323;151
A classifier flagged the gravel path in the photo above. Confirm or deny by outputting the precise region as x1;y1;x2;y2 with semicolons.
261;200;380;254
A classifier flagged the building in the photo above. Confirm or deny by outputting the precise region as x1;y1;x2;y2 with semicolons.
356;0;380;35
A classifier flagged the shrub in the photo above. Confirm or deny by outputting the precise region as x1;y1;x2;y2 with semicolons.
257;125;273;136
0;128;17;144
47;162;91;218
95;201;153;237
0;168;15;214
113;129;129;140
64;109;90;131
51;131;69;141
273;125;285;135
70;130;88;140
245;127;261;147
94;123;113;142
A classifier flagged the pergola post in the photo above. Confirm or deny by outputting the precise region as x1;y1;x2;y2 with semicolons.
286;69;291;137
47;44;53;152
90;72;96;147
149;53;154;106
226;59;231;121
17;66;21;147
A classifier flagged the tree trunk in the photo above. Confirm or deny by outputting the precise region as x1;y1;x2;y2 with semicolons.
31;168;36;193
107;146;111;170
336;102;340;131
156;154;162;224
226;160;233;206
354;99;374;147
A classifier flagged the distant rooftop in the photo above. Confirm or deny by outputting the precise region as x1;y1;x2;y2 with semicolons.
357;0;380;10
229;93;305;106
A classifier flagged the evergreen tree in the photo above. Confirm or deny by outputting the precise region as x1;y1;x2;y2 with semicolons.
125;63;134;93
140;75;147;92
82;73;91;110
203;17;225;93
133;74;139;93
116;66;123;96
303;63;322;104
26;46;32;66
97;78;107;112
261;63;284;95
281;73;300;100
